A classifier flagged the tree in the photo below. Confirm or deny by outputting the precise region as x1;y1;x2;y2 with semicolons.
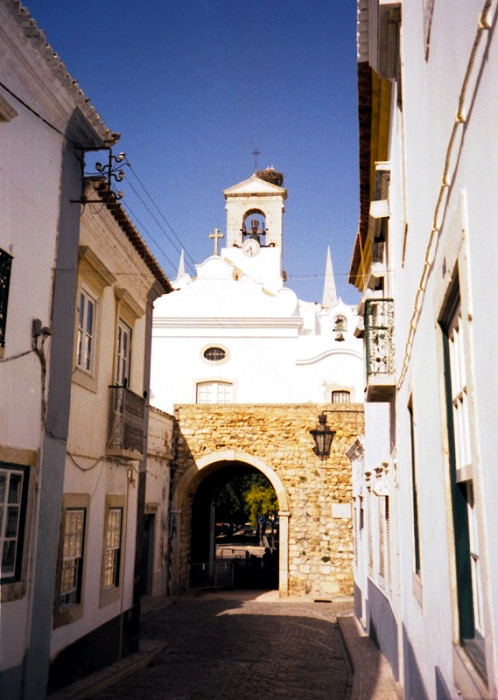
245;477;278;525
214;472;277;535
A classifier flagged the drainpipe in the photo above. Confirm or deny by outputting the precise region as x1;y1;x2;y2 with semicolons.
130;282;164;649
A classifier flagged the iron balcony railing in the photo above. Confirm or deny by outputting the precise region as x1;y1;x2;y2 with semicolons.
364;298;395;378
107;385;145;457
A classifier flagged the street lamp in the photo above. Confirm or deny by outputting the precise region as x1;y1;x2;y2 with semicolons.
310;412;336;458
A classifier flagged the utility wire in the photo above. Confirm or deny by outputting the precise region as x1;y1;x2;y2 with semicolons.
126;164;198;270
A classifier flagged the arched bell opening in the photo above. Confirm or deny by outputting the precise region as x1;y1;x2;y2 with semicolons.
241;209;267;246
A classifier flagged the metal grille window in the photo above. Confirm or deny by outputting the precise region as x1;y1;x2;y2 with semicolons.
379;496;390;586
0;248;13;350
331;390;351;404
196;381;233;404
115;320;131;385
60;508;85;606
364;299;395;376
103;507;122;589
77;290;96;372
203;346;226;362
0;465;28;582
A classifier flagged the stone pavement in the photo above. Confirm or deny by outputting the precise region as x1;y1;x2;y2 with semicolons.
50;591;399;700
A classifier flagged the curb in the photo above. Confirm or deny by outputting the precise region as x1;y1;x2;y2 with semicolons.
47;639;169;699
337;614;401;699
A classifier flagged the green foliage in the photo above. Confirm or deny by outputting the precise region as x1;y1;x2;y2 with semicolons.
246;479;278;525
215;472;277;529
215;474;252;529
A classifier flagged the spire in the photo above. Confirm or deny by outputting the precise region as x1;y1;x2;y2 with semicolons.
176;249;185;278
322;246;337;309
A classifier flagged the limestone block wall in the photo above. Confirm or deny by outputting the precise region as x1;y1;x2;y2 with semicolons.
172;403;364;598
145;406;175;597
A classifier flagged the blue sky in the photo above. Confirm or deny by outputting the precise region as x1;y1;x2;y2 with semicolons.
25;1;359;303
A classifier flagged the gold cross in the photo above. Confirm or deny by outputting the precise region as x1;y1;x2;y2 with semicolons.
209;228;224;255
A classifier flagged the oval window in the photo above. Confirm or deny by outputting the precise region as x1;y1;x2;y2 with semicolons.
203;346;226;362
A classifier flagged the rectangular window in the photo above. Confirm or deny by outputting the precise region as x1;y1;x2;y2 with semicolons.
408;400;421;575
447;304;471;474
196;381;233;404
115;320;131;386
0;248;13;352
77;290;96;372
60;508;85;607
441;274;484;665
0;464;29;583
378;495;390;585
331;390;351;404
103;507;122;589
368;493;374;576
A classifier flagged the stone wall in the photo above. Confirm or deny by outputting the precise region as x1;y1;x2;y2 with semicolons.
172;403;364;598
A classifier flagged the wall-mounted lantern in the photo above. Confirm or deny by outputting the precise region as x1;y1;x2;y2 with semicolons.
310;412;336;458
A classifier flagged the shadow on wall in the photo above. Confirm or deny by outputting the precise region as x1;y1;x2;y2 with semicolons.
367;578;400;681
402;624;430;700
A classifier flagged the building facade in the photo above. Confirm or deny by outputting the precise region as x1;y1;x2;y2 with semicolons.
0;5;119;697
151;169;365;599
350;1;498;697
47;180;171;693
0;5;172;697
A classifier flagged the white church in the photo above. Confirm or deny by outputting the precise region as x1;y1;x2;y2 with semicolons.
150;167;363;410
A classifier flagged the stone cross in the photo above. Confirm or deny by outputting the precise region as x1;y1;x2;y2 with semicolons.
209;228;224;256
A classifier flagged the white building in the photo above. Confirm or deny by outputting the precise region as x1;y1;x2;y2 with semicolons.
152;168;363;411
0;5;172;697
48;179;171;693
350;1;498;697
151;168;364;599
0;5;119;698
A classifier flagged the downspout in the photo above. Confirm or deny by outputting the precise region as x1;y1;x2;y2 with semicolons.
130;280;165;650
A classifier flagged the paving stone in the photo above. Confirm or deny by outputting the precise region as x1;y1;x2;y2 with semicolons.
89;591;353;700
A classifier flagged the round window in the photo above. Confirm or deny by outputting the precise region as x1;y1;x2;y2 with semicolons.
203;346;226;362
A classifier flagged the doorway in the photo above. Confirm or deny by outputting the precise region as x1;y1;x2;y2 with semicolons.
141;513;155;596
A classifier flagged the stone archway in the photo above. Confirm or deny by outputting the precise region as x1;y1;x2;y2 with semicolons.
170;450;290;596
170;403;364;600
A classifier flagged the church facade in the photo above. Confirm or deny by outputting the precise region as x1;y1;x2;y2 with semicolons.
151;168;364;598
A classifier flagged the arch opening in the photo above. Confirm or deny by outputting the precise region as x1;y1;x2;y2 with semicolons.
189;462;279;591
241;209;267;246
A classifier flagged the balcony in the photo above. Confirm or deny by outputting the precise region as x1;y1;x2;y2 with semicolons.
364;298;395;401
107;385;145;459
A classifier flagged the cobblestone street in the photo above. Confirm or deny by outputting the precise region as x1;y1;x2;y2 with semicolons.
92;591;353;700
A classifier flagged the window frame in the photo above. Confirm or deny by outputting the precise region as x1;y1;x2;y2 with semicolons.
53;493;90;628
202;346;227;363
196;380;233;404
59;507;86;608
76;287;97;375
440;272;484;661
115;319;132;386
74;246;116;393
0;463;29;584
100;495;125;608
408;398;421;577
103;507;123;590
0;248;13;358
331;390;351;404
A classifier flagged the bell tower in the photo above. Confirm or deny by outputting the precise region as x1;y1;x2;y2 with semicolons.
221;167;287;291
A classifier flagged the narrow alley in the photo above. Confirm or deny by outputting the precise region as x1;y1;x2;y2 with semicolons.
86;592;354;700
